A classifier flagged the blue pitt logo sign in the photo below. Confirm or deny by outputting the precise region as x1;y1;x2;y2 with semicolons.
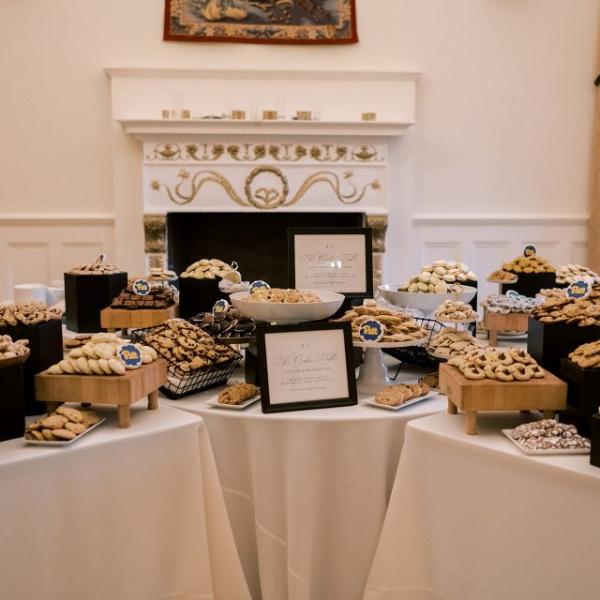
250;280;270;294
566;280;591;301
132;279;151;296
358;319;385;343
523;244;537;257
213;299;230;314
117;344;142;369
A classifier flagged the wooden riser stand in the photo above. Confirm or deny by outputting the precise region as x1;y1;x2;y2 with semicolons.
483;309;530;346
440;363;567;434
100;305;178;336
35;360;168;428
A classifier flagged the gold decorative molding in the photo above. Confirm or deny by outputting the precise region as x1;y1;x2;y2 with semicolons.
145;143;384;163
151;167;381;210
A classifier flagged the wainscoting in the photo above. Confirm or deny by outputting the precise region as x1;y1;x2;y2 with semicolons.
0;215;115;300
411;214;588;302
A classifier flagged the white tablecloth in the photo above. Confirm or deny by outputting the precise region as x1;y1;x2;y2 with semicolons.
0;404;251;600
364;412;600;600
166;379;445;600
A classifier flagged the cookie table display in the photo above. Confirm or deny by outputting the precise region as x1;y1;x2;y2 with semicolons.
131;319;241;398
100;277;179;335
65;255;128;332
379;260;477;317
179;258;241;318
440;348;567;434
335;305;428;394
528;285;600;375
499;251;557;297
481;293;541;345
0;335;30;442
35;333;167;428
559;341;600;436
0;302;63;415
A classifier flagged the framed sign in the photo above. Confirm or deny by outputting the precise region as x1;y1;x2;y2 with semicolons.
258;321;357;413
288;228;373;299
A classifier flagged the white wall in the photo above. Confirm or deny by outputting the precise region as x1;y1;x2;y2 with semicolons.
1;0;598;297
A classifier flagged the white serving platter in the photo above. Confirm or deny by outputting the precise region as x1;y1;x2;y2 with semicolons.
378;284;477;315
363;391;438;411
501;429;591;456
207;395;261;411
24;418;106;447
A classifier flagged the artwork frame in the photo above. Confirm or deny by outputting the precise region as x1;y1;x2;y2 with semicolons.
164;0;358;45
288;227;373;299
257;321;357;413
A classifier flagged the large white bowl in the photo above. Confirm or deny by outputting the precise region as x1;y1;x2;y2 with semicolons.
378;284;477;316
230;289;345;324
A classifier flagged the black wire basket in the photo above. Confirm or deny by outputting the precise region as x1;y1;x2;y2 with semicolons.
384;317;445;369
131;326;242;399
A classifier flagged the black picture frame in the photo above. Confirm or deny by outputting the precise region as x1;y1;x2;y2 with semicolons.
287;227;373;300
257;321;357;413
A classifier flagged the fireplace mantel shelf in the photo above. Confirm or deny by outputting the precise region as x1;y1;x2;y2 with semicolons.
117;118;414;138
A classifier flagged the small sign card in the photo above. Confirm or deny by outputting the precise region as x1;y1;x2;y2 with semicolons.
117;344;142;369
132;279;151;296
258;321;357;413
358;319;384;343
566;280;592;301
524;244;537;257
288;228;373;298
250;280;270;295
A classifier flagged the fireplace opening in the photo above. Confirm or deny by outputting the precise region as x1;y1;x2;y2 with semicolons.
167;212;365;288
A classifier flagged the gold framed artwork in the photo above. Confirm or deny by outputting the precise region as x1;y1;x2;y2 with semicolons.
164;0;358;45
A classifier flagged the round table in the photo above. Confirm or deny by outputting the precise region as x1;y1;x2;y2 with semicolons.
165;368;445;600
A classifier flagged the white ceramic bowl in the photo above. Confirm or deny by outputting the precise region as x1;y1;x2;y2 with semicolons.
378;284;477;316
230;289;345;324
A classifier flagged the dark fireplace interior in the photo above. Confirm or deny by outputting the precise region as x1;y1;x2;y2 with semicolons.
167;212;365;287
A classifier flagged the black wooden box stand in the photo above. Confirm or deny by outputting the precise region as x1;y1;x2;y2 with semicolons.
0;319;63;416
65;272;128;332
178;278;228;319
527;319;600;376
559;358;600;437
590;414;600;468
501;272;557;298
0;364;26;442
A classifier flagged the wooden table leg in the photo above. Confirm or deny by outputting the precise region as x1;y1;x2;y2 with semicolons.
465;411;478;434
118;405;130;428
489;330;498;346
148;390;159;411
46;401;62;413
543;410;555;419
447;398;458;415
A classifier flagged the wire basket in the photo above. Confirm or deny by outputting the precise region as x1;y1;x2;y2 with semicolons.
384;317;445;369
131;327;242;399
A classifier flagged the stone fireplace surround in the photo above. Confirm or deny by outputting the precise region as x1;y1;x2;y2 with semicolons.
107;68;418;287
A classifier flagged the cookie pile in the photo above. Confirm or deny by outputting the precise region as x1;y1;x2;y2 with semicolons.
140;319;238;372
435;300;478;321
336;305;428;343
218;382;260;405
427;329;485;359
111;281;178;310
0;302;63;327
148;267;177;281
25;406;102;442
568;340;600;369
509;419;590;451
69;255;121;275
181;258;240;282
248;288;321;304
487;269;518;283
556;264;600;285
47;333;158;376
0;335;29;359
533;287;600;326
481;293;542;314
502;254;555;274
398;260;476;294
64;334;92;349
375;382;430;406
190;307;256;338
448;347;545;381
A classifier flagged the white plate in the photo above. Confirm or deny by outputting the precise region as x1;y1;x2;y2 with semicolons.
24;418;106;447
501;429;591;455
207;395;261;410
378;284;477;314
230;289;344;324
364;391;438;411
354;338;427;349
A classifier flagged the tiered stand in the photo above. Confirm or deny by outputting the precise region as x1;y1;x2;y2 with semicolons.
483;310;530;346
35;360;168;428
440;363;567;434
